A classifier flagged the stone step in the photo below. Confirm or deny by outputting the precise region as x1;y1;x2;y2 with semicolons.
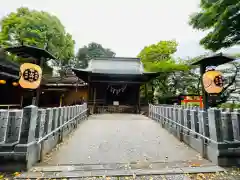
15;161;225;179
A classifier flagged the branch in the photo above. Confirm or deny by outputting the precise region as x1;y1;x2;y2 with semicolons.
222;63;238;93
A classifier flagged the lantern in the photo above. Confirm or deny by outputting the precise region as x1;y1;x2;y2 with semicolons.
19;63;42;89
0;80;6;84
12;82;19;86
203;70;223;94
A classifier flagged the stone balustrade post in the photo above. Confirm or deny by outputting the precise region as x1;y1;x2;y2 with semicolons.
14;105;39;170
157;106;161;122
44;108;53;136
231;112;240;141
52;108;59;131
208;108;223;142
178;108;184;141
67;106;71;121
4;110;23;146
153;106;156;120
63;106;68;124
221;112;234;141
190;109;199;137
58;107;64;127
198;110;209;158
35;109;46;140
160;106;163;124
0;110;9;143
183;109;191;132
198;110;209;138
172;107;178;136
148;104;151;118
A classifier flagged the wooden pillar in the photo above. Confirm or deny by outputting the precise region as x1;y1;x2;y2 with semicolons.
87;76;91;115
200;64;209;110
32;57;44;106
138;85;141;114
59;94;63;107
93;86;97;113
144;84;148;103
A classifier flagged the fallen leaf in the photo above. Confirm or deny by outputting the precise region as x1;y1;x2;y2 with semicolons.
13;172;21;176
190;163;201;167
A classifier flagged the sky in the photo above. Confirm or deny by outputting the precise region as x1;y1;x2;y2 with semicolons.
0;0;239;59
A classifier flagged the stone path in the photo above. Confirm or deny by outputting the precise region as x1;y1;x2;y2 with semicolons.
42;114;207;165
17;114;228;179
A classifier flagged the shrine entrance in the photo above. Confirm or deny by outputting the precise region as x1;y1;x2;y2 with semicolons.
105;84;138;105
88;82;140;114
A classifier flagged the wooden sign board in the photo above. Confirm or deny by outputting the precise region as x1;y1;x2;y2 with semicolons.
113;101;119;106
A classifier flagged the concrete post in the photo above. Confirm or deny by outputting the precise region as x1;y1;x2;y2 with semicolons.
231;112;240;141
0;110;9;143
44;108;53;135
35;109;46;140
63;106;68;124
5;110;23;145
198;110;209;158
172;108;179;136
14;105;39;170
221;112;234;141
190;109;199;137
178;108;184;141
208;108;223;142
18;106;38;144
58;107;64;127
52;108;59;130
67;106;71;121
183;109;191;131
198;110;209;138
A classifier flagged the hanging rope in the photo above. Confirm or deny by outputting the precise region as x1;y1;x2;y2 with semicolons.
107;84;127;95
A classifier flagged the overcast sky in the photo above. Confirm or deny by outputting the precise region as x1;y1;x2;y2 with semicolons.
0;0;239;59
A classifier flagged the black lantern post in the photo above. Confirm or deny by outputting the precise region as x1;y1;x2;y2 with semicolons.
5;45;56;106
191;53;235;110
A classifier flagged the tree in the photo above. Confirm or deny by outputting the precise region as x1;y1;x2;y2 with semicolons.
210;62;240;106
76;42;115;68
0;7;75;65
137;40;195;103
189;1;240;51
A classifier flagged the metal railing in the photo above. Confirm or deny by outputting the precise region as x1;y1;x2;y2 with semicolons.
37;109;87;144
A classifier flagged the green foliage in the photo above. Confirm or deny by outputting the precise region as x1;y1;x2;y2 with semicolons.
76;42;115;68
138;40;189;72
189;0;240;51
138;40;199;102
219;103;240;109
0;7;75;65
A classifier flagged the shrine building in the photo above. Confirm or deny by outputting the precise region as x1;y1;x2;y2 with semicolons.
72;57;160;113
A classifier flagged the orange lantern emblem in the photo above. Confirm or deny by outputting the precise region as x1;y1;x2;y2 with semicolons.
202;70;223;94
19;63;42;89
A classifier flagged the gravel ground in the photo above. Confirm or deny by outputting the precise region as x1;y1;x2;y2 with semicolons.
3;170;240;180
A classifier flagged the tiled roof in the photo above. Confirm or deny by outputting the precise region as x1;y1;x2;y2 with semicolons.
0;58;19;72
85;57;145;74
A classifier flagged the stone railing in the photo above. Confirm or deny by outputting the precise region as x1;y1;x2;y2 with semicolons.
149;104;240;167
0;103;87;171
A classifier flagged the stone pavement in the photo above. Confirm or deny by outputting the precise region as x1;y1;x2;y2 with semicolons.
42;114;208;165
17;114;226;179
